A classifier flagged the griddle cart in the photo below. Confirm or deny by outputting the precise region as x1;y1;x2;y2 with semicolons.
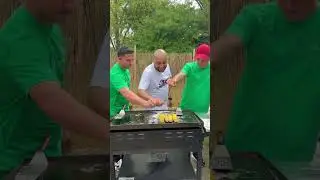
110;110;207;180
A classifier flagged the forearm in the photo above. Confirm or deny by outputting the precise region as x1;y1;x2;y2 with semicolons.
87;87;108;118
121;89;147;106
172;72;185;83
137;89;153;100
212;35;243;65
31;83;108;140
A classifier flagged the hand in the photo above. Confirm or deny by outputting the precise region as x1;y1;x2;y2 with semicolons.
167;78;176;87
150;98;164;106
142;99;156;108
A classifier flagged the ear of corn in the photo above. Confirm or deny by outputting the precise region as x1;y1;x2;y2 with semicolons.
157;113;179;123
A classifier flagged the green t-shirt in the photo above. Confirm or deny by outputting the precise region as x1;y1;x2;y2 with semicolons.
225;3;320;162
110;63;131;117
180;62;210;113
0;6;65;177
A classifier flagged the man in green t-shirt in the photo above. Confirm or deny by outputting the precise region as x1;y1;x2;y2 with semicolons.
110;47;163;169
168;44;210;113
0;0;109;178
168;44;210;166
212;0;320;162
110;46;163;117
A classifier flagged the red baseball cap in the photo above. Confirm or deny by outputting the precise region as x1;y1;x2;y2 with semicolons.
194;44;210;61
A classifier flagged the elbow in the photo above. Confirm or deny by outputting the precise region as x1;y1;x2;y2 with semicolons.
30;83;67;121
33;92;67;124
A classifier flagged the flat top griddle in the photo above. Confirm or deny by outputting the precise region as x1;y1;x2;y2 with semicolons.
5;155;110;180
213;152;288;180
111;110;204;132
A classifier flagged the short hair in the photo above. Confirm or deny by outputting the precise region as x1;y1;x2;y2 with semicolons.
153;49;167;58
117;47;134;57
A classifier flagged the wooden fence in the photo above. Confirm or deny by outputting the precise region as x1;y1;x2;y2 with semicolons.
111;52;194;107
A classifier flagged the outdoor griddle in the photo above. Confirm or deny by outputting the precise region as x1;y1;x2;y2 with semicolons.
5;155;110;180
110;110;206;180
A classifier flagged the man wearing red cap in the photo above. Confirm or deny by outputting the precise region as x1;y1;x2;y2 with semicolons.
167;43;210;167
168;44;210;114
212;0;320;163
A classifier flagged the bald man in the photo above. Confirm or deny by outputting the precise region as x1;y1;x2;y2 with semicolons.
138;49;172;110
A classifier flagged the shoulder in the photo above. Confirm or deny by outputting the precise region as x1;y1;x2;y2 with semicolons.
143;64;153;74
0;31;49;66
241;3;278;22
110;64;119;74
185;61;196;67
165;64;171;73
0;16;48;54
181;61;196;73
243;3;277;14
126;69;130;75
0;7;41;40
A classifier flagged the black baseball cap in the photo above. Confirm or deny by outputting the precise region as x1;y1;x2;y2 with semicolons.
117;46;134;57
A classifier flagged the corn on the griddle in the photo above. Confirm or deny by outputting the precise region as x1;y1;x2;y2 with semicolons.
158;113;179;123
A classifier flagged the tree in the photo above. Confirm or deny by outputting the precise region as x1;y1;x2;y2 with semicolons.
110;0;209;53
110;0;157;51
133;1;209;53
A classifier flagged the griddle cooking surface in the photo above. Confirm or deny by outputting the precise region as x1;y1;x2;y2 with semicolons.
111;110;203;131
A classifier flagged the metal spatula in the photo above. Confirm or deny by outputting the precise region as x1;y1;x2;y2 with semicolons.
176;107;183;116
15;136;51;180
115;105;126;119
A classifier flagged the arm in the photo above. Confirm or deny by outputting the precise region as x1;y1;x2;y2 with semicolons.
212;35;243;65
172;72;186;83
137;69;153;100
111;71;151;107
173;62;192;84
31;82;108;140
120;88;149;107
7;38;108;140
138;89;154;101
88;34;109;118
211;5;257;65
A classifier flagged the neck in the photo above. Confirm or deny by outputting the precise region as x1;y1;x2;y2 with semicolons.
117;63;127;70
25;2;52;25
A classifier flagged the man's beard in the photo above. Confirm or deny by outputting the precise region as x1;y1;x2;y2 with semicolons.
155;65;166;72
156;67;165;72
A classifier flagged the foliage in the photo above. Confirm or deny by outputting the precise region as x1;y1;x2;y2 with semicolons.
110;0;209;53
